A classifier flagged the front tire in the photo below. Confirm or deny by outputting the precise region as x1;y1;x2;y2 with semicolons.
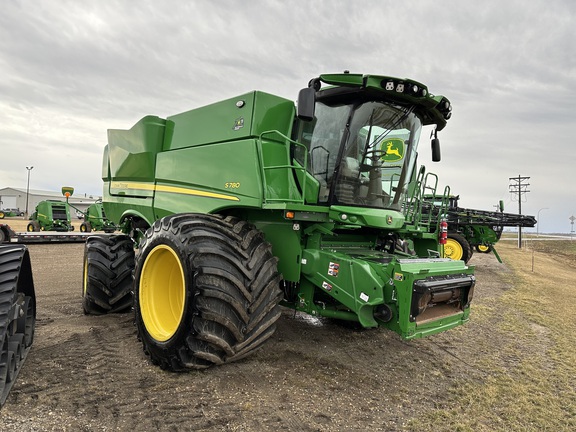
80;222;92;233
444;233;473;263
82;235;135;315
134;214;283;370
26;221;40;232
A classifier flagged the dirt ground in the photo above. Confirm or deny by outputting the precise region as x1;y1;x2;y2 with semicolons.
0;218;509;431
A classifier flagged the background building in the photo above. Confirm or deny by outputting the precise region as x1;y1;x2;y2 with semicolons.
0;187;101;217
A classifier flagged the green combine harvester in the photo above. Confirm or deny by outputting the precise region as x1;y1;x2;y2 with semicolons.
83;73;476;370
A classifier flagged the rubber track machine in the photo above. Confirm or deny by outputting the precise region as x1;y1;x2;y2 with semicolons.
83;73;476;370
0;244;36;407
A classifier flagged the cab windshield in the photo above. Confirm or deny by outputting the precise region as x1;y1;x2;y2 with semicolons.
295;101;423;211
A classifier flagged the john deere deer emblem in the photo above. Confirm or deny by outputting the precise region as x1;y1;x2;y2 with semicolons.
381;138;405;162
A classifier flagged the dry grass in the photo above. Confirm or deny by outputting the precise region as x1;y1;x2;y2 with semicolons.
408;241;576;431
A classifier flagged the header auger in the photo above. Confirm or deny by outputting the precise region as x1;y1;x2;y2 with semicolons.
83;73;475;370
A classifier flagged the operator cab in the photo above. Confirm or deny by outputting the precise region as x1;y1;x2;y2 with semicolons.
294;83;427;211
293;72;452;210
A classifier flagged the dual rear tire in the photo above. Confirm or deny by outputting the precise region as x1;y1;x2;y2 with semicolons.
82;235;135;315
83;214;283;370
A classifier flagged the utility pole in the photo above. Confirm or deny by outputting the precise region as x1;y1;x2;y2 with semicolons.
509;175;530;248
26;166;34;217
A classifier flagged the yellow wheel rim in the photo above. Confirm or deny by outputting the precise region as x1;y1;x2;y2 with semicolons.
444;238;463;260
477;245;490;252
27;224;34;232
139;245;186;342
83;257;88;296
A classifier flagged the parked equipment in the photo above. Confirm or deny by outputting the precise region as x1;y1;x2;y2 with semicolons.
424;195;536;263
0;209;23;219
80;202;116;233
84;73;476;370
0;244;36;407
27;200;74;232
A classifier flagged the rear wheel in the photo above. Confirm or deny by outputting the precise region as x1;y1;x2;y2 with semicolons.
444;233;473;263
0;245;36;407
134;214;283;370
476;244;492;253
82;235;135;315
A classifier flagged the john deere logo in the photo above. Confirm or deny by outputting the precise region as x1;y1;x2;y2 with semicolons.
381;138;405;162
233;117;244;131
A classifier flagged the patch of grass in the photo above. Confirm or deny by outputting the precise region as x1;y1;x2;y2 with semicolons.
526;239;576;266
406;242;576;431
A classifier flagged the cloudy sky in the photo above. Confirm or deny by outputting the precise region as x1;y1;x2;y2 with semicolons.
1;0;574;233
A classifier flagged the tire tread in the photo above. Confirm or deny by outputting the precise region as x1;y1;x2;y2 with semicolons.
135;214;282;370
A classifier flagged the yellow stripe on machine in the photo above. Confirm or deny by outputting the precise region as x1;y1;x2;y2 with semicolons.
110;182;240;201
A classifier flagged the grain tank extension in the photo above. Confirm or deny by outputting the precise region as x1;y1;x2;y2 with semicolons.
84;73;476;370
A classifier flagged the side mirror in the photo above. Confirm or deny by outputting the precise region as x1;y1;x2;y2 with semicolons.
297;87;316;122
499;200;504;212
431;138;441;162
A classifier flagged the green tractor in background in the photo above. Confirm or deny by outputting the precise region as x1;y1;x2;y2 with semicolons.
83;73;476;371
79;202;117;233
27;200;74;232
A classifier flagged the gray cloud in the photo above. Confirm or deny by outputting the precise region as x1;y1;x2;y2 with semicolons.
1;0;574;232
